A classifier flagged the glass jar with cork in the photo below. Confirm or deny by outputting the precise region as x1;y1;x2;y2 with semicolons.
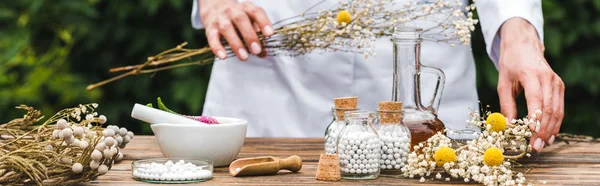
336;111;381;180
324;97;358;155
376;101;411;176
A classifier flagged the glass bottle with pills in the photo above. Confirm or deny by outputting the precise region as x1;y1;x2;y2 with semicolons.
336;111;381;179
375;101;411;176
324;97;358;154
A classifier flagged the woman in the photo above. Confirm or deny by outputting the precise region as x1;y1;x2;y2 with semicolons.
191;0;563;152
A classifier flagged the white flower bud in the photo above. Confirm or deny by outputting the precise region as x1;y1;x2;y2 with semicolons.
86;114;94;122
91;150;103;161
110;125;119;134
52;130;61;139
73;127;84;137
87;131;97;137
71;138;80;146
115;135;123;145
56;119;68;129
98;115;107;124
72;163;83;173
44;145;54;151
115;152;123;162
103;148;114;158
123;135;131;144
64;136;75;145
127;131;134;139
119;128;128;136
90;160;100;170
61;157;72;164
104;137;115;147
79;140;89;149
98;165;109;175
103;129;115;137
95;142;106;151
61;128;73;139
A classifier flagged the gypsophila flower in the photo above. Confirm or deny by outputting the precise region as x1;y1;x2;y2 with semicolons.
403;105;536;186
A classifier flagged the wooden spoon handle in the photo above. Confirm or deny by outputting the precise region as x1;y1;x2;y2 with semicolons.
279;155;302;172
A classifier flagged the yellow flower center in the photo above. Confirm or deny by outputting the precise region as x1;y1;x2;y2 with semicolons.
485;112;507;132
434;147;456;167
337;10;352;25
483;147;504;166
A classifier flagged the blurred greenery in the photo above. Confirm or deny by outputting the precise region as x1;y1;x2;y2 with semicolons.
1;1;598;136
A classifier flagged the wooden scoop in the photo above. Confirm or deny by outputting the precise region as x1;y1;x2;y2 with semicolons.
229;155;302;177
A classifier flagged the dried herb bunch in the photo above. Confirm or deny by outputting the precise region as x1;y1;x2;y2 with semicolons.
87;0;478;90
0;104;134;185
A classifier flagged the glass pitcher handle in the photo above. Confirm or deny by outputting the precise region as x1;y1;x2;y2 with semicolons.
419;65;446;115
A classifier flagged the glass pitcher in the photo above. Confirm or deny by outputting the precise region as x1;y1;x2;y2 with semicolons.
390;27;446;151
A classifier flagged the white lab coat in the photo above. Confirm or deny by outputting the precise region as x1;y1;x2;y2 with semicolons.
191;0;543;138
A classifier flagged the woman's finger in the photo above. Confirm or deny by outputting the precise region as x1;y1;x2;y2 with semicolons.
530;134;545;152
519;72;543;132
497;73;518;121
227;6;261;55
539;71;555;142
218;18;248;60
242;2;274;37
206;27;227;60
552;76;565;139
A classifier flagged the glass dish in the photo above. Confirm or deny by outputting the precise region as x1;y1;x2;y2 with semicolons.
132;158;213;183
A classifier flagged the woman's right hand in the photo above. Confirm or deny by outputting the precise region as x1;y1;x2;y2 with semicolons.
198;0;274;60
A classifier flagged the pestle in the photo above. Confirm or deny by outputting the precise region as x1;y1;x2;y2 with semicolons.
130;103;203;125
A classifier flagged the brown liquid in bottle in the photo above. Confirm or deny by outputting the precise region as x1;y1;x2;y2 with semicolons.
404;118;445;152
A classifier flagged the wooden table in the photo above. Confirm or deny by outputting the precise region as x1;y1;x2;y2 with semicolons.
91;136;600;185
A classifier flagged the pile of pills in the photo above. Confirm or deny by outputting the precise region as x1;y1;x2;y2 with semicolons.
337;130;382;175
324;121;345;154
378;125;410;171
133;160;212;181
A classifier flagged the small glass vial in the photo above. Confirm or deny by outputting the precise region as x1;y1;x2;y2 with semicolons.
376;102;411;176
325;108;358;154
337;111;381;180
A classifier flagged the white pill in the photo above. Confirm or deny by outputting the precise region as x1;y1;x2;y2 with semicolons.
359;164;365;169
365;164;371;169
353;154;359;159
353;164;359;169
387;154;393;159
350;169;356;173
385;160;391;165
382;146;388;151
357;149;363;155
359;154;365;159
395;165;401;169
356;169;362;174
387;149;393;154
386;165;393;169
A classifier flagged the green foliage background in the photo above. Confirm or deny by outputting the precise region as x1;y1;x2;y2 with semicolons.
1;0;598;136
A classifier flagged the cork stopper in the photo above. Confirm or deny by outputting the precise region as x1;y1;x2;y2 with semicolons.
315;154;341;181
378;101;403;124
333;97;358;121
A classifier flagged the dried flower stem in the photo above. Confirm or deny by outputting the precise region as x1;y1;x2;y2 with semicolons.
87;0;479;90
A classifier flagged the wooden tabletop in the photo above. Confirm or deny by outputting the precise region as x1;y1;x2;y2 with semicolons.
89;136;600;185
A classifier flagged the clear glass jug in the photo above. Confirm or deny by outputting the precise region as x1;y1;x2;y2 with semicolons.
391;27;446;151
